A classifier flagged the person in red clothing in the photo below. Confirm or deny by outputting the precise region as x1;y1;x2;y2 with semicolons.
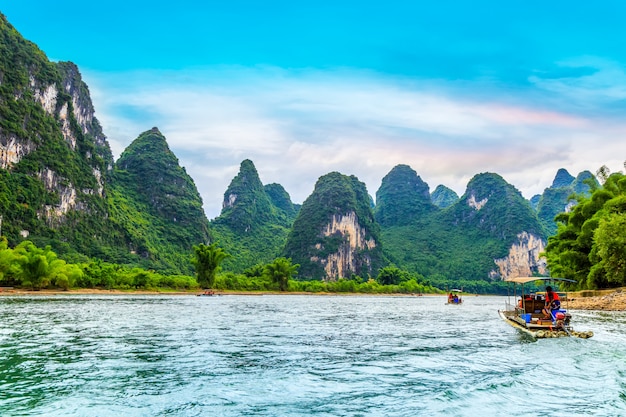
542;286;561;319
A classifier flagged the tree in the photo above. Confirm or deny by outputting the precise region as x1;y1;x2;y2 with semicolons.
13;241;67;290
263;257;299;291
0;237;19;285
52;264;83;290
377;266;410;285
593;213;626;286
191;243;229;289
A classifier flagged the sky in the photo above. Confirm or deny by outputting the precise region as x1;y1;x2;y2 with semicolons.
2;1;626;219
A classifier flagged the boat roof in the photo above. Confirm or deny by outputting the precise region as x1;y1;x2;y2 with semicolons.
450;288;463;292
504;276;577;284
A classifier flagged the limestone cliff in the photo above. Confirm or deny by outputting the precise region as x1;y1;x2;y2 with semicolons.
491;232;547;279
310;211;377;280
0;15;112;233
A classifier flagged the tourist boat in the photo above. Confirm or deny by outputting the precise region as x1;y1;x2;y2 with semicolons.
498;277;593;339
446;288;463;304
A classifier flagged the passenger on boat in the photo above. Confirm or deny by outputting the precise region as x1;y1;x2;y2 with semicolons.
518;294;532;308
542;286;560;319
448;293;454;303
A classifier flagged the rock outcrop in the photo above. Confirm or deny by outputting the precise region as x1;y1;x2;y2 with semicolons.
311;211;377;279
492;232;547;279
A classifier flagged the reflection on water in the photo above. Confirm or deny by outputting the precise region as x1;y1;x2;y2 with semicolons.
1;295;625;416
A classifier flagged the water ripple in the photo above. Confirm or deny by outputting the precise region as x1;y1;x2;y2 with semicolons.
1;295;626;416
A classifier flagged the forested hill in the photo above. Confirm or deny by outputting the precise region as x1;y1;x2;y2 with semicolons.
210;159;298;272
374;164;436;227
0;14;210;274
378;171;549;291
534;168;598;235
109;128;211;273
0;14;120;259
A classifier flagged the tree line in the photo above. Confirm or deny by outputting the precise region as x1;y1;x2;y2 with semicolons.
0;238;442;295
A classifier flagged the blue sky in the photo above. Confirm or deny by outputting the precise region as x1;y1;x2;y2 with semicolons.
2;1;626;218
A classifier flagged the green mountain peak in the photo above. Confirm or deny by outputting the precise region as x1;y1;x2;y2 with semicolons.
110;128;210;272
284;172;384;280
375;164;436;227
210;159;297;273
450;172;544;241
431;184;459;209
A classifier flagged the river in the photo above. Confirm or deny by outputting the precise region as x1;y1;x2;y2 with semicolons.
1;294;624;416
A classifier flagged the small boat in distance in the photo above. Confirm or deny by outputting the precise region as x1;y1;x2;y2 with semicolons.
446;288;463;305
198;289;217;296
498;277;593;339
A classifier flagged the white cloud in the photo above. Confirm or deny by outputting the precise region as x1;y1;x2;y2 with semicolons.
83;66;626;219
529;57;626;104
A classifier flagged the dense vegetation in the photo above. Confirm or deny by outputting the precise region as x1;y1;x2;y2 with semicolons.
545;167;626;289
430;185;459;209
535;169;597;235
0;15;115;257
375;164;437;226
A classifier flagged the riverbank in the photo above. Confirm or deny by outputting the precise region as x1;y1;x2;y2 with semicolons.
567;288;626;311
0;288;439;297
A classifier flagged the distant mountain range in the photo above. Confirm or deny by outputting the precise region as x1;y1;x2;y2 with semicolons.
0;13;599;288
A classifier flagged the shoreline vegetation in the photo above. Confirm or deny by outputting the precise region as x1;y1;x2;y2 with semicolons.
2;287;625;311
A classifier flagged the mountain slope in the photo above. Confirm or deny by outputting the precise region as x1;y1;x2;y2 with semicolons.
374;164;436;227
378;170;547;288
431;185;459;208
0;14;122;260
536;169;598;236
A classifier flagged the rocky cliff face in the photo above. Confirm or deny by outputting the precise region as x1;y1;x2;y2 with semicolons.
491;232;547;279
0;135;35;170
311;211;377;279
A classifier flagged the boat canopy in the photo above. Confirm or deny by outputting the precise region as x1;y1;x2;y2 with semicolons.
504;276;577;284
450;288;463;292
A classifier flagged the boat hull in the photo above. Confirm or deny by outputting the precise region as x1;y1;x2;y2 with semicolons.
498;310;593;339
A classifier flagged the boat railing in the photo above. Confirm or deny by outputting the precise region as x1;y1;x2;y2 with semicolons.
504;300;517;312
